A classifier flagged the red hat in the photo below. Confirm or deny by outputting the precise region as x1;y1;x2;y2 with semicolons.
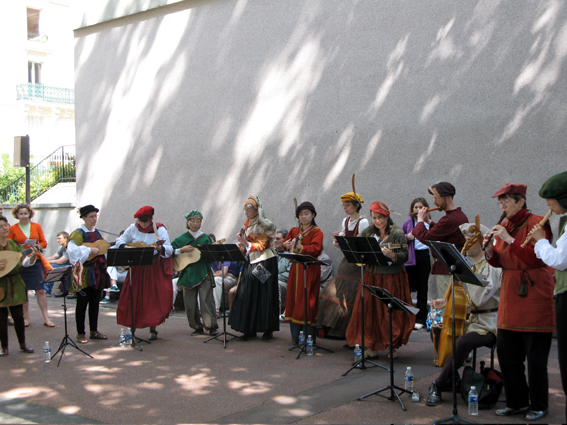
134;206;155;218
491;183;527;198
369;201;390;217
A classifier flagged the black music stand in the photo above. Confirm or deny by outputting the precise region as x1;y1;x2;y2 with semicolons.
335;236;391;375
197;243;245;348
427;241;487;425
358;286;418;410
279;252;334;359
107;247;155;351
47;266;92;366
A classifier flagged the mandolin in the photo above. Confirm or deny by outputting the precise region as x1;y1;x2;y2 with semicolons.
83;240;165;261
0;245;43;279
173;238;226;272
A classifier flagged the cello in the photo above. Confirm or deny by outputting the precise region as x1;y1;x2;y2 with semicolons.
431;216;482;367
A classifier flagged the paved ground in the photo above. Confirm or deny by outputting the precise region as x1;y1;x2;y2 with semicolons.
0;293;564;424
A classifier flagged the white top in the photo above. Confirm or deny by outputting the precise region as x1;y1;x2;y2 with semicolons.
115;224;173;258
534;215;567;271
339;216;369;235
67;225;99;265
465;257;501;335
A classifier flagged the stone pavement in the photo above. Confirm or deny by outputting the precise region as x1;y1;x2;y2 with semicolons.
0;294;564;424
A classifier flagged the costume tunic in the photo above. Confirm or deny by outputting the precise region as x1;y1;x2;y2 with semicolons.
345;225;415;351
486;208;555;332
413;208;468;275
0;240;29;308
171;232;212;289
115;224;174;329
8;222;52;290
284;226;324;327
229;216;279;333
317;216;368;337
66;226;109;292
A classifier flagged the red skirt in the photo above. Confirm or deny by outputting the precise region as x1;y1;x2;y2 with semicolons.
346;269;415;351
117;257;173;329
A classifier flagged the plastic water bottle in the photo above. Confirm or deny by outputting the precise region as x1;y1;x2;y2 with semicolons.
354;344;362;363
43;341;51;363
468;386;479;416
306;335;313;356
298;331;305;346
405;367;414;392
119;328;126;347
125;328;132;347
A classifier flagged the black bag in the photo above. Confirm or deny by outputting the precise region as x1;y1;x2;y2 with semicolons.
460;364;504;409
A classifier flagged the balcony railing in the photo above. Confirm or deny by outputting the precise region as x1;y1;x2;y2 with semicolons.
16;83;74;104
0;145;76;204
27;30;48;41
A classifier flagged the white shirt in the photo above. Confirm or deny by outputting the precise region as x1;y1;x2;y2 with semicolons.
115;224;173;258
340;216;369;235
534;214;567;271
67;224;99;265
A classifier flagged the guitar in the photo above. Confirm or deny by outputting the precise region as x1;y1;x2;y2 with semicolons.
0;245;42;279
173;238;226;272
83;240;165;261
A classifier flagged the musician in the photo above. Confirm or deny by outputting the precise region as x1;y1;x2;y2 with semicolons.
229;196;279;341
318;192;368;340
283;201;324;344
171;211;218;336
484;183;555;421
426;223;501;407
66;205;110;343
0;215;37;356
345;201;414;359
530;171;567;422
116;206;174;341
413;182;468;300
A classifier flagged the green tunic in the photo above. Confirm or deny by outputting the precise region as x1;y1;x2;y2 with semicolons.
172;232;212;289
358;225;409;275
0;240;28;307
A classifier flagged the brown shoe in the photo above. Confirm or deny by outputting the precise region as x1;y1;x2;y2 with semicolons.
90;331;108;340
76;334;88;344
20;344;34;353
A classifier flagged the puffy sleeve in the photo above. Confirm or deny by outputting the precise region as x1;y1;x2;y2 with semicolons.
248;223;275;253
157;226;173;258
467;265;502;307
358;218;370;234
66;230;91;265
115;225;135;248
535;232;567;271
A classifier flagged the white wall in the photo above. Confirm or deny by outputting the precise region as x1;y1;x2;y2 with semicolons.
74;0;567;268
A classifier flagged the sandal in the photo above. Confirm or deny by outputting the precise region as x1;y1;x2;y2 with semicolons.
89;331;108;340
24;320;30;327
44;321;55;327
76;334;88;344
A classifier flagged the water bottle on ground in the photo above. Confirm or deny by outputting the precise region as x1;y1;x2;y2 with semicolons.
298;331;305;346
43;341;51;363
468;386;479;416
405;367;414;392
354;344;362;363
126;328;132;347
306;335;313;356
119;328;126;347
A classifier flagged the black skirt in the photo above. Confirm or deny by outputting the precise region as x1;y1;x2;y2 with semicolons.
229;256;279;333
20;261;45;291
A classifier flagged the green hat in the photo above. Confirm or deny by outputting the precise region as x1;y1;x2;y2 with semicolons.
184;210;203;220
539;171;567;199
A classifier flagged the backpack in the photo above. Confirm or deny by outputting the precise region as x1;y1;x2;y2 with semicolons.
460;362;504;409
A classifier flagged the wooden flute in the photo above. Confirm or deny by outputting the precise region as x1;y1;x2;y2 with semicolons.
520;209;553;248
482;211;507;251
427;206;442;212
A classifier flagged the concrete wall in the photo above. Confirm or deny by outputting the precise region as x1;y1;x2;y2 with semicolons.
74;0;567;268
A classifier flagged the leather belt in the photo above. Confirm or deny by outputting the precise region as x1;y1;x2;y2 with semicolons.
470;307;499;314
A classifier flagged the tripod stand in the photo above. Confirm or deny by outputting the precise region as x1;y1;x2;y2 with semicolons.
280;253;333;359
107;247;155;351
358;286;418;410
427;241;488;425
198;243;245;348
47;267;93;366
335;236;390;375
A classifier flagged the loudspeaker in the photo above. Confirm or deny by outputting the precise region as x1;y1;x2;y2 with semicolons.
14;135;30;167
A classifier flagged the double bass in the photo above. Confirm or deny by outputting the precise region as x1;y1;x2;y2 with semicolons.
431;216;482;367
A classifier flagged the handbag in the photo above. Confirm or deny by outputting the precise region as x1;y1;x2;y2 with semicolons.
251;263;271;284
460;363;504;409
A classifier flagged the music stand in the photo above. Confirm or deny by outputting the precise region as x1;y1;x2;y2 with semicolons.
279;252;334;359
47;266;92;366
335;236;391;375
427;241;487;425
358;286;418;410
107;247;155;351
197;243;245;348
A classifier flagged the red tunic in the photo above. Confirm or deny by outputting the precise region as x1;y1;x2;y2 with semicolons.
283;226;323;327
486;208;555;332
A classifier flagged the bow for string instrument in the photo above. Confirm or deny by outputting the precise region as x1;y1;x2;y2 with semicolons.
521;209;553;248
431;215;481;367
482;211;507;251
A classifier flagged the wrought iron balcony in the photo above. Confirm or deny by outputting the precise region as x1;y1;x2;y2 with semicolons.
16;83;74;104
27;30;48;41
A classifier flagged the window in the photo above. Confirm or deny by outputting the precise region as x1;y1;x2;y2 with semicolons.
27;8;40;39
28;61;42;84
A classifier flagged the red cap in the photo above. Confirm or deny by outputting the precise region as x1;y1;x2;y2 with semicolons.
369;201;390;217
134;206;155;218
491;183;527;198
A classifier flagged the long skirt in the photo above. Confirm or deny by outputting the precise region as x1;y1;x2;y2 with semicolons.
317;257;361;337
229;256;279;333
19;261;44;291
117;258;173;329
346;269;415;351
